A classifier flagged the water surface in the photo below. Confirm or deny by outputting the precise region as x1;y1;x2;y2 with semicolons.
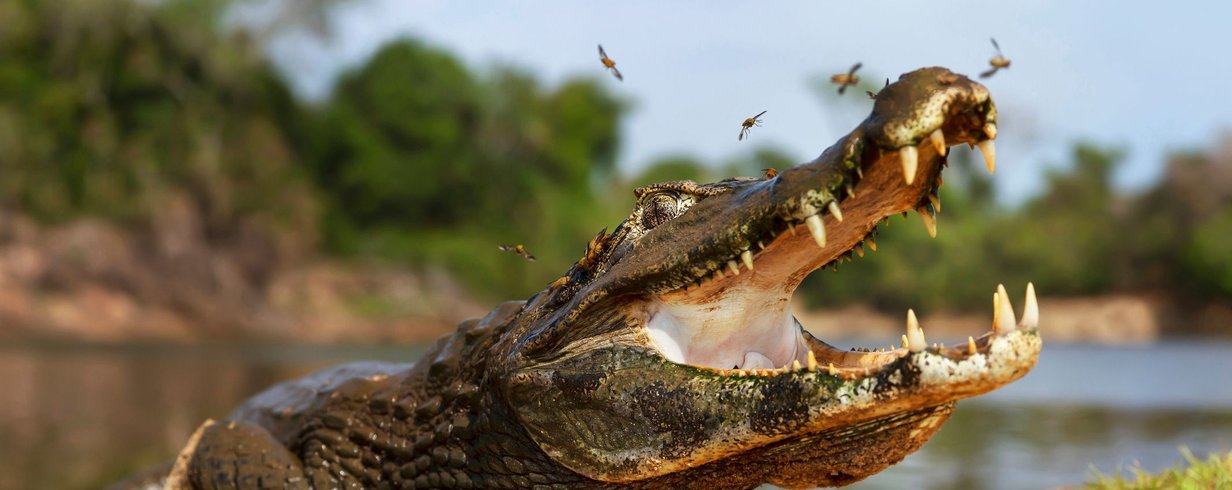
0;341;1228;489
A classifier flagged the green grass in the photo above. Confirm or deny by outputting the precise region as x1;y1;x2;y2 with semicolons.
1085;448;1232;489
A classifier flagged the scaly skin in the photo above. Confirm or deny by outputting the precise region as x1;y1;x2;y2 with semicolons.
114;67;1040;490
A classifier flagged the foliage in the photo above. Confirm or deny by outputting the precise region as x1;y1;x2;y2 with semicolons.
2;0;1230;307
0;0;316;259
1085;448;1232;489
304;42;626;296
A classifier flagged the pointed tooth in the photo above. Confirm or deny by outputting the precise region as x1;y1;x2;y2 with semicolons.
1021;282;1039;329
728;260;741;276
846;183;856;198
977;139;996;174
855;244;865;258
828;201;844;222
867;238;877;251
786;224;797;236
736;369;747;376
805;214;826;248
968;336;978;355
929;129;947;156
928;193;941;213
995;284;1017;335
827;362;837;375
992;291;1003;332
714;268;725;280
984;122;998;140
855;165;864;179
901;334;908;349
919;209;937;238
900;145;919;185
741;250;755;271
806;350;818;371
791;360;802;371
906;309;926;353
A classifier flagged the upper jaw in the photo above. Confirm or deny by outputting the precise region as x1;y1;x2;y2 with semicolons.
643;67;998;372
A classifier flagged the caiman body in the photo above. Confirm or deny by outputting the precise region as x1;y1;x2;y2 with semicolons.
118;67;1040;490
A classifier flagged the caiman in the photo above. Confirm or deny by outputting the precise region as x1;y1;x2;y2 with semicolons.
117;67;1041;489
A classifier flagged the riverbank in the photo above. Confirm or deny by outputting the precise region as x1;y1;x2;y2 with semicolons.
2;210;1229;345
0;209;484;344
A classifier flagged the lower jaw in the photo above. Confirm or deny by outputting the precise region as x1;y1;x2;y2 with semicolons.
644;280;1039;380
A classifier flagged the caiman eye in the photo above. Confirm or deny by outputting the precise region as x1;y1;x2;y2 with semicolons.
642;193;680;229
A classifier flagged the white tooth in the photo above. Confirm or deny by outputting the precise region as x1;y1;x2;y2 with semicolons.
928;193;941;213
968;336;978;355
1021;282;1039;329
828;201;844;222
900;145;919;185
919;210;937;238
846;183;856;198
995;284;1016;335
992;291;1000;329
741;351;775;370
806;350;818;371
984;122;998;140
741;250;755;271
906;309;926;352
901;334;908;349
728;260;741;276
805;214;826;248
791;359;802;371
978;139;996;174
929;129;947;156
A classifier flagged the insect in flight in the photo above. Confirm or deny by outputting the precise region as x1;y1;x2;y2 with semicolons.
597;44;623;81
498;244;536;261
831;62;863;94
739;110;767;141
980;38;1011;78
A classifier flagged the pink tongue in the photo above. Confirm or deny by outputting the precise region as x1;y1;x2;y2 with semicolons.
741;351;775;370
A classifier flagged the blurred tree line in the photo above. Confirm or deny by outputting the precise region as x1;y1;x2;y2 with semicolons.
800;142;1232;311
0;0;1228;308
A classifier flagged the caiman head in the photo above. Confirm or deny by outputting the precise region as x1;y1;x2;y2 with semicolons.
493;67;1040;488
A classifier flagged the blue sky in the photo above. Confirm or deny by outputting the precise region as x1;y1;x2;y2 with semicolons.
264;0;1232;203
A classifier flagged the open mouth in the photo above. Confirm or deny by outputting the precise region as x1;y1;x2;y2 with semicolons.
506;68;1044;486
642;69;1037;379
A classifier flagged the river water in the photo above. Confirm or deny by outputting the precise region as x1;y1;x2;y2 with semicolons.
0;341;1228;489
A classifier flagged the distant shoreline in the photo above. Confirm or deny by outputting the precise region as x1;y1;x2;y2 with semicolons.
3;212;1229;346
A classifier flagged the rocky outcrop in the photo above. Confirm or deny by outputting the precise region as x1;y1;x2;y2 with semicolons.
0;201;483;343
